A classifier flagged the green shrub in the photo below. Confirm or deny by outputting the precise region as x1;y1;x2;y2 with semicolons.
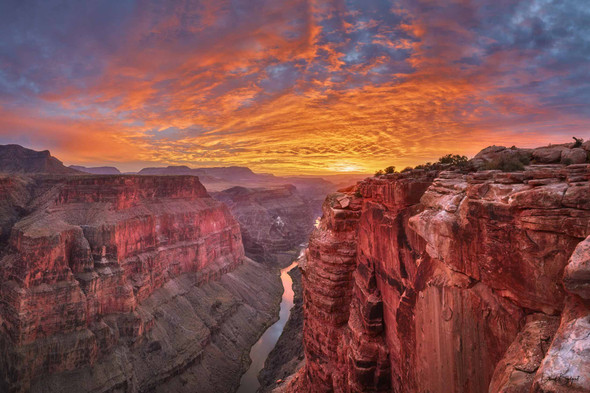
384;166;396;174
483;156;525;172
437;154;468;166
375;169;384;176
401;166;413;173
415;162;433;170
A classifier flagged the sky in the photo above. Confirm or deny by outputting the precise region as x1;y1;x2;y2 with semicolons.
0;0;589;175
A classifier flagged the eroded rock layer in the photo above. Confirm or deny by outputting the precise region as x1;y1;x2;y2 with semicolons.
292;159;590;393
0;175;275;393
212;185;316;264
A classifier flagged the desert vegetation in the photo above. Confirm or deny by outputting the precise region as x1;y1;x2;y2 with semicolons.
483;152;530;171
375;154;468;176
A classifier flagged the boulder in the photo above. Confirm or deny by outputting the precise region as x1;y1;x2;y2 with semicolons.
532;146;568;164
561;148;588;165
471;145;531;170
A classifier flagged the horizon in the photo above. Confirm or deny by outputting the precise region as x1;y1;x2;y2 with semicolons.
5;139;584;178
1;1;589;175
1;138;583;177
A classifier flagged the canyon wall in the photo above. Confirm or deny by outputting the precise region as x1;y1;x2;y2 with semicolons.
0;144;80;175
212;185;316;264
0;175;281;393
292;147;590;392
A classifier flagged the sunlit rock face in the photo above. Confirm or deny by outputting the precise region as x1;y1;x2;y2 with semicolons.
0;175;265;393
291;149;590;392
212;185;316;264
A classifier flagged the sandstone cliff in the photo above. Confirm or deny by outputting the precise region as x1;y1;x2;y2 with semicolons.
0;145;80;175
291;144;590;393
0;174;281;393
212;186;316;265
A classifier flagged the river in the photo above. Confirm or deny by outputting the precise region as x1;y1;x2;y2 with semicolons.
236;260;299;393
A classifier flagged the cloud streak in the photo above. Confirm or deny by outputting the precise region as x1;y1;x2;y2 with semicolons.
0;0;588;174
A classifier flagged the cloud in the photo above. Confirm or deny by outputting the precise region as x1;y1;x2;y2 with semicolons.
0;0;588;174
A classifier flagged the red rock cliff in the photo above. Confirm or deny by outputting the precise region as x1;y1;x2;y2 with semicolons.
0;175;245;392
212;185;316;264
292;150;590;392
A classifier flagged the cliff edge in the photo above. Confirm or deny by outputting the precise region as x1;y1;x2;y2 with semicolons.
290;143;590;393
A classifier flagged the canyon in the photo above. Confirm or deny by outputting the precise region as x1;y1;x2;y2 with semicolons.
0;172;284;393
289;143;590;393
0;144;323;393
212;186;316;265
1;142;589;393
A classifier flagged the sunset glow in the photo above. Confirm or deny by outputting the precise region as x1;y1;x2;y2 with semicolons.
0;0;589;174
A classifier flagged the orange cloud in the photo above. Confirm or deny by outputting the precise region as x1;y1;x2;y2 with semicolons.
0;0;588;175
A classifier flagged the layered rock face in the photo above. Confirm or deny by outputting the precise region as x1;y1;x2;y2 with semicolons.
292;154;590;392
0;174;281;392
212;186;316;264
0;145;80;174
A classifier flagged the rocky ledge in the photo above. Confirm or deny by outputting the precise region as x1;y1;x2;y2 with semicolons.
290;144;589;393
0;174;280;393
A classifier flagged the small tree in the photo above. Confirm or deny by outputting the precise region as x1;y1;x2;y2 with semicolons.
375;169;384;176
384;165;396;174
573;136;584;148
438;154;468;166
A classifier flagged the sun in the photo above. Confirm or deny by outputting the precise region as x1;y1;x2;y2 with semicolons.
329;163;362;172
341;165;359;172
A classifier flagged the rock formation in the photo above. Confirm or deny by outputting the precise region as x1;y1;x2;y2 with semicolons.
0;145;80;175
212;186;316;265
69;165;122;175
135;166;338;261
137;165;265;182
290;143;590;393
0;174;281;393
136;165;335;209
136;165;274;191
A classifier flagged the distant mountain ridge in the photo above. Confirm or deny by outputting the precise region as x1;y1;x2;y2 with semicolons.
69;165;121;175
0;144;79;174
0;145;341;202
137;165;275;183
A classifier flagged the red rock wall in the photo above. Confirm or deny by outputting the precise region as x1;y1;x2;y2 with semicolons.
212;185;317;264
0;175;244;392
293;164;590;393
